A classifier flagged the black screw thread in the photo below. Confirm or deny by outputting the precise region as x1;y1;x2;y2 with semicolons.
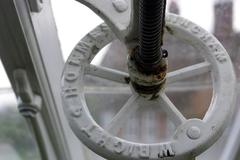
136;0;166;73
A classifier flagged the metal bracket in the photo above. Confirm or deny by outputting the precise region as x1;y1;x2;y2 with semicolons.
75;0;139;44
27;0;43;13
13;69;42;117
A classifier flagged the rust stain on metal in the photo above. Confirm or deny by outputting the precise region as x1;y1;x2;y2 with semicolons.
124;77;131;84
165;25;174;35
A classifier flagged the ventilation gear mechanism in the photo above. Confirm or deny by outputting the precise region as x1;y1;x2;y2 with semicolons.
61;1;236;160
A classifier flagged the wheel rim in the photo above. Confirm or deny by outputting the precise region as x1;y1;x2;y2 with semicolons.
62;14;236;160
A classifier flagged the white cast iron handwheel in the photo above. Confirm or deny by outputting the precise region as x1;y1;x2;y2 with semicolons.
61;14;236;160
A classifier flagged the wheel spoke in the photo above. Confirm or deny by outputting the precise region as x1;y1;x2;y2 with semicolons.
157;93;186;126
84;86;131;94
167;62;211;84
105;95;140;135
85;64;130;84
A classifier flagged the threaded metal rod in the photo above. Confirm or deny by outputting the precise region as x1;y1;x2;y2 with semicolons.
135;0;166;73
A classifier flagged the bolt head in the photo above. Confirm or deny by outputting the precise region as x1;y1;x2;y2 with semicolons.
112;0;128;13
71;108;82;117
187;126;201;140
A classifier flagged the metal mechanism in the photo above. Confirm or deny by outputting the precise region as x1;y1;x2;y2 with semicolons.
61;1;236;160
128;0;168;96
0;0;82;159
13;69;42;117
13;69;51;160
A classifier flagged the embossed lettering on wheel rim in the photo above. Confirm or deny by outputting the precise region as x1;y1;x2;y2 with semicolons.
62;14;236;160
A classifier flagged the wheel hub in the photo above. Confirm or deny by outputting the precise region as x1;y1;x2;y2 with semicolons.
127;53;168;98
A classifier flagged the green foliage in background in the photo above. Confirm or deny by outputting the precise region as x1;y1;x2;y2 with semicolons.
0;107;41;160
